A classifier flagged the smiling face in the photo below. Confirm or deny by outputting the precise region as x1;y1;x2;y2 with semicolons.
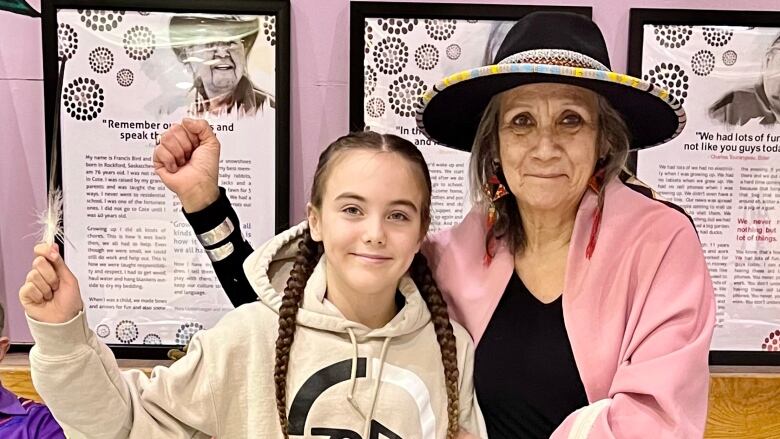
497;83;599;215
307;149;427;300
183;39;248;98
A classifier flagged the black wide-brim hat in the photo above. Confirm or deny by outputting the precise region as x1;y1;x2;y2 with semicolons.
416;12;686;152
169;15;259;59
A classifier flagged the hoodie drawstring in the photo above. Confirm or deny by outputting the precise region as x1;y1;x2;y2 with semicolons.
345;328;393;438
346;328;364;419
364;336;391;438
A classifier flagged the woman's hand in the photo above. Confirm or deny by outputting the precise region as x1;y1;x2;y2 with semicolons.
153;118;221;212
19;244;83;324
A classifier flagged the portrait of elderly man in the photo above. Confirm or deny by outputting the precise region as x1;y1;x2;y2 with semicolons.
169;14;275;118
709;33;780;126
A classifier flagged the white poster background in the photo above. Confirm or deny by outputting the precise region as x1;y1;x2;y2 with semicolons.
58;10;277;345
363;18;516;231
637;25;780;351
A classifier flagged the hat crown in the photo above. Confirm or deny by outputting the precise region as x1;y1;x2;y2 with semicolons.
494;12;611;70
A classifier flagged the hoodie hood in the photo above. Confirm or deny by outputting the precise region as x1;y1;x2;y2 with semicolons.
243;221;432;339
243;222;443;437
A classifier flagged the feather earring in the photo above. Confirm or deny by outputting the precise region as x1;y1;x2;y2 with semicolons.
585;159;607;260
482;162;509;265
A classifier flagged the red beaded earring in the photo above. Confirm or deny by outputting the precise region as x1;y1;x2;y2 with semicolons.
483;161;509;264
585;159;607;260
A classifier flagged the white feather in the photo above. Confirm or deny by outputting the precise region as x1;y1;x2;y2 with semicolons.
39;187;63;245
39;59;67;248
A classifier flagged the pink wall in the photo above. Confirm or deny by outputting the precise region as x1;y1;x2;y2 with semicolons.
2;0;779;341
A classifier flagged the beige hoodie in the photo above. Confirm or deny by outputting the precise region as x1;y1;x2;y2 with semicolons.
28;222;484;438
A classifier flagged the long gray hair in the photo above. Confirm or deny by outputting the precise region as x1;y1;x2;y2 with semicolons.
469;89;631;254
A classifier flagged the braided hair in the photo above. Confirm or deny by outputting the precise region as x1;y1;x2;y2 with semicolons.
273;131;460;438
410;252;460;438
273;229;322;436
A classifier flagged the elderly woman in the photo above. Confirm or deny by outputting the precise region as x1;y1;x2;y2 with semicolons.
156;12;714;438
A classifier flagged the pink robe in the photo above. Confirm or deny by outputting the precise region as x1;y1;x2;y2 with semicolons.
423;177;715;438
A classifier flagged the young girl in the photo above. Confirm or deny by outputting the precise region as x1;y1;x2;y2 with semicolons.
20;121;483;438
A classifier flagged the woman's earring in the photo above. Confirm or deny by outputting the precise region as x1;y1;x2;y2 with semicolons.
588;157;607;193
585;156;607;259
483;173;508;230
483;163;509;265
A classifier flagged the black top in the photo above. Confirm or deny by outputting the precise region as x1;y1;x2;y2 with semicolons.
474;271;588;439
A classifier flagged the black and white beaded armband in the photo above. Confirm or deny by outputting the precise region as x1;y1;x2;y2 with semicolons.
182;187;244;262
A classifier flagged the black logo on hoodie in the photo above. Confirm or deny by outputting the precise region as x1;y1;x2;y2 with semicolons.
288;358;403;438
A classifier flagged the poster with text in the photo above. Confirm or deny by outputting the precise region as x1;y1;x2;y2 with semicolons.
636;24;780;352
55;9;281;346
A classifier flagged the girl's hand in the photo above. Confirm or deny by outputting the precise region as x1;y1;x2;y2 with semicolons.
154;118;221;212
19;244;83;324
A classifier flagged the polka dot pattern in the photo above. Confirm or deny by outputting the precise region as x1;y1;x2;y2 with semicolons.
414;44;439;70
58;23;78;60
722;50;737;66
653;25;693;49
762;329;780;351
116;68;134;87
78;10;124;32
263;16;276;46
115;320;138;344
367;97;385;118
377;18;417;35
424;19;456;41
89;47;114;74
143;333;162;345
703;27;733;47
388;74;427;118
176;322;204;345
364;22;375;55
691;50;715;76
123;25;155;61
373;36;408;75
96;324;110;338
644;62;689;105
63;77;104;121
446;44;461;60
364;65;377;96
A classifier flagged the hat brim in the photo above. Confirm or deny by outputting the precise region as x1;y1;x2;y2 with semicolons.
416;64;686;152
169;16;259;56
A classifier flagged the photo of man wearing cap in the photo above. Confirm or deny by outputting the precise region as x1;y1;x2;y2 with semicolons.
169;15;275;118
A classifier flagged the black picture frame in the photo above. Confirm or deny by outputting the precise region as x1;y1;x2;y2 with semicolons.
628;8;780;366
33;0;290;359
349;2;592;132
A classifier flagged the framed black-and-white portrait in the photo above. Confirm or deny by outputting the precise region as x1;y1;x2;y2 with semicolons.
40;0;290;357
628;8;780;365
